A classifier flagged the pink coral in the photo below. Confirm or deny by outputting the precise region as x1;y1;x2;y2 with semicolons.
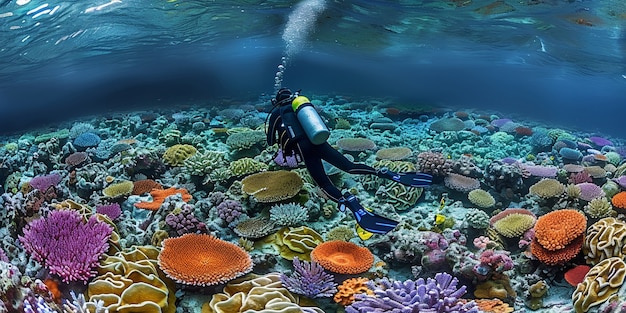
18;210;113;283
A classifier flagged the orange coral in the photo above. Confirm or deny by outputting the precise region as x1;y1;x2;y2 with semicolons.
474;298;514;313
158;234;252;286
611;191;626;209
132;179;163;195
534;209;586;251
334;277;373;306
531;235;585;266
134;187;191;210
310;241;374;274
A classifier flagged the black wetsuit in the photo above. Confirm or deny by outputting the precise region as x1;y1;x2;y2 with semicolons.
266;104;376;202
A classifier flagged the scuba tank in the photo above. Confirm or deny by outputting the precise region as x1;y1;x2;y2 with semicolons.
291;96;330;145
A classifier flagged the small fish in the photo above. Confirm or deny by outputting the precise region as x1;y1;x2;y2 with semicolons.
434;214;446;225
439;196;446;211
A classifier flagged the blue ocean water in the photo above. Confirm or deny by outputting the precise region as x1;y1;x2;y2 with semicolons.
0;0;624;135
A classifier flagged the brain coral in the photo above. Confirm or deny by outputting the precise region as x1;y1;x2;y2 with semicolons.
311;241;374;274
88;245;176;313
572;257;626;313
583;217;626;265
241;170;303;203
528;178;565;198
467;189;495;208
158;234;253;286
489;209;536;238
163;144;197;166
203;273;323;313
266;226;324;261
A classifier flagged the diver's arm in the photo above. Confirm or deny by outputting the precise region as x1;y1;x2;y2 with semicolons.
266;111;281;146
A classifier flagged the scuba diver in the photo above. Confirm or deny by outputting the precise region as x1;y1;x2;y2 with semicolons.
266;88;433;235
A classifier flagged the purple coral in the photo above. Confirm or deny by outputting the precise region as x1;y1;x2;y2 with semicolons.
346;273;478;313
18;209;113;283
165;204;206;236
280;256;337;298
29;173;62;192
96;203;122;220
216;199;244;223
274;149;300;168
0;247;8;262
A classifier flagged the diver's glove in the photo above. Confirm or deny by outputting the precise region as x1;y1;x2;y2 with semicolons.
338;193;398;234
376;167;433;187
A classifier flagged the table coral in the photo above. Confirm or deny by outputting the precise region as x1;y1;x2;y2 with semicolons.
241;170;303;203
102;180;134;198
311;240;374;274
157;233;253;286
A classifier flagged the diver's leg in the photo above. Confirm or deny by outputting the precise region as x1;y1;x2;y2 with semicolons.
317;143;377;175
296;142;343;202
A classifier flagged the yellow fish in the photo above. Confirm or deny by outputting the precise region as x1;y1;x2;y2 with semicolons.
434;214;446;225
355;224;373;240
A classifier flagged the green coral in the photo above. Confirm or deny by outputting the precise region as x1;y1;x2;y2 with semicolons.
375;183;423;210
158;126;181;146
183;151;228;176
604;151;622;166
229;158;269;176
226;131;266;151
468;189;495;208
465;208;490;229
34;129;69;144
4;171;22;194
334;118;351;129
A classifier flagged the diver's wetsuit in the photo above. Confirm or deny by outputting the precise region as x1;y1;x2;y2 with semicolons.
265;89;432;235
266;103;374;202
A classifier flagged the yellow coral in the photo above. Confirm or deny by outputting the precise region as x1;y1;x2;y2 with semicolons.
529;178;565;198
102;180;134;198
264;226;323;261
468;189;495;208
202;273;323;313
572;257;626;313
163;144;197;166
241;170;303;203
492;213;536;238
88;246;176;313
583;217;626;265
229;158;268;177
